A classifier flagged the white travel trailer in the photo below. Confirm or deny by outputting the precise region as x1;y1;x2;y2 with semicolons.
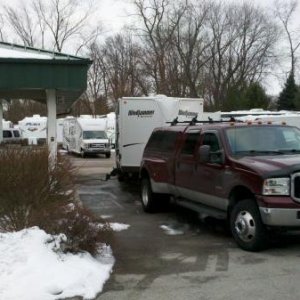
220;109;283;120
237;113;300;128
106;112;116;148
18;115;47;145
56;118;64;145
62;116;111;158
2;119;13;129
115;95;205;178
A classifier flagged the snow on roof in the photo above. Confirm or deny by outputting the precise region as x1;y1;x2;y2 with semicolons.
0;42;86;61
0;47;54;60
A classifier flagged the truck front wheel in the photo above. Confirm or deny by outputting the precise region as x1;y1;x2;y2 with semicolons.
141;177;158;213
230;199;268;252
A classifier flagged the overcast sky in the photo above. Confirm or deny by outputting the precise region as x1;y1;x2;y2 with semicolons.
1;0;300;95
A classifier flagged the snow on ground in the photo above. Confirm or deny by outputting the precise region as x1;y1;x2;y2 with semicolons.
160;225;185;235
109;223;130;232
0;227;114;300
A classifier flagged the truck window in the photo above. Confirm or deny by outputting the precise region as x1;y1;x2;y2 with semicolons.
202;132;220;152
146;131;178;152
225;126;300;154
181;131;200;155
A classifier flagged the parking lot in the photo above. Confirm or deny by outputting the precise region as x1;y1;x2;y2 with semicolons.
72;153;300;300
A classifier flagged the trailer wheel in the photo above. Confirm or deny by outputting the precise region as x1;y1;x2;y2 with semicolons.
230;199;268;251
80;149;85;158
141;177;158;213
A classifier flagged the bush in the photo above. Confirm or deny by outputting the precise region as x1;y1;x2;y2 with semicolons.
33;203;113;256
0;146;112;255
0;146;74;231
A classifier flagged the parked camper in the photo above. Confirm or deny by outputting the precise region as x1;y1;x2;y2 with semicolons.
2;119;13;129
63;116;111;158
56;118;64;145
106;112;116;148
236;113;300;129
18;115;47;145
115;95;205;178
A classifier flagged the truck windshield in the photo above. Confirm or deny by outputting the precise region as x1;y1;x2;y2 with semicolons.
225;126;300;155
83;131;107;139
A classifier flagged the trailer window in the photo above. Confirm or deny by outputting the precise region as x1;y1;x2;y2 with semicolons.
83;131;107;139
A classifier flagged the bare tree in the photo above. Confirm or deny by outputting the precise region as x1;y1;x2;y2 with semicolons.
205;2;278;109
173;1;212;97
1;0;101;53
134;0;187;95
4;3;37;47
97;33;146;108
0;14;5;41
274;0;300;75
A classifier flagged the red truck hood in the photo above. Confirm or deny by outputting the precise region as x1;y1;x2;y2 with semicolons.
234;154;300;178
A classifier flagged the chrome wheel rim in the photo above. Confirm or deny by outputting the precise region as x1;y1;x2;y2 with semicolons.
142;183;149;206
234;210;256;242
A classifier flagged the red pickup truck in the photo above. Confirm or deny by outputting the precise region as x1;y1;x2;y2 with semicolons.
140;122;300;251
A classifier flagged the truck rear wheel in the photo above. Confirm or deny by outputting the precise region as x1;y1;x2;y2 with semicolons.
230;199;268;251
141;177;158;213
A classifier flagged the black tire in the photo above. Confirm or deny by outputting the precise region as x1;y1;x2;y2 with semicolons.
230;199;268;252
105;152;111;159
141;177;158;213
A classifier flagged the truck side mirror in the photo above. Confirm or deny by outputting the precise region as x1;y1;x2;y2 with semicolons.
198;145;210;163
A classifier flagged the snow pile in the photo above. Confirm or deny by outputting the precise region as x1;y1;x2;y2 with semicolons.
109;223;130;232
160;224;185;235
0;227;114;300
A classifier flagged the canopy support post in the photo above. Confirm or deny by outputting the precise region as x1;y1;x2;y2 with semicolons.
46;89;57;168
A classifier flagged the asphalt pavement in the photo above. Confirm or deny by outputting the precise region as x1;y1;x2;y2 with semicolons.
71;153;300;300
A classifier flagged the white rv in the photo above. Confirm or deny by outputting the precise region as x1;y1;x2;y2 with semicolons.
236;113;300;128
115;95;205;178
18;115;47;145
62;116;111;158
106;112;116;148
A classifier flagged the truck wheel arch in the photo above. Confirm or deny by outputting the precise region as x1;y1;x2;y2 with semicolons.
228;186;255;218
140;168;150;180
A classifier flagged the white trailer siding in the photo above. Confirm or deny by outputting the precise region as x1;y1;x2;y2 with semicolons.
18;115;47;145
116;96;204;174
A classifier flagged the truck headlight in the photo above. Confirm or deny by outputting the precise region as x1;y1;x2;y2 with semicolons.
262;178;290;195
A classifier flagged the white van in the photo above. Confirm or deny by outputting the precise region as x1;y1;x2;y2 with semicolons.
63;116;111;158
2;128;22;143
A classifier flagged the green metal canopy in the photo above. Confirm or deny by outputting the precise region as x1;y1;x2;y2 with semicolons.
0;42;92;163
0;42;92;114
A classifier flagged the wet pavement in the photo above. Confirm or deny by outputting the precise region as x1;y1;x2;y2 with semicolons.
72;154;300;300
